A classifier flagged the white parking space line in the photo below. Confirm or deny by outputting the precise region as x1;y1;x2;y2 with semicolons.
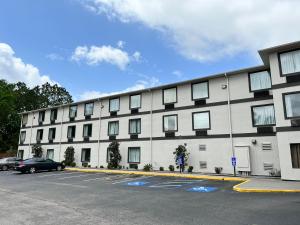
149;184;182;188
162;181;196;184
57;174;94;180
112;176;153;184
43;182;88;188
36;172;81;178
82;177;107;182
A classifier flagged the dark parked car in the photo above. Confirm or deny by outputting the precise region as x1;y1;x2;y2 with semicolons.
0;157;22;171
15;158;65;174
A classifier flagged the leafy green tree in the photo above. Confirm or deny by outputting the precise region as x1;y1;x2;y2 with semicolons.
107;141;121;169
31;144;43;158
64;146;75;166
173;144;190;167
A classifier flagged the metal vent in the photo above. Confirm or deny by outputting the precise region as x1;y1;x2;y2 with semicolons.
262;143;272;151
199;144;206;151
263;162;273;171
199;161;207;169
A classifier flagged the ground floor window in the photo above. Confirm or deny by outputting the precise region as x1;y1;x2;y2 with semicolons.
17;150;24;160
81;148;91;162
290;144;300;168
128;147;140;163
46;149;54;160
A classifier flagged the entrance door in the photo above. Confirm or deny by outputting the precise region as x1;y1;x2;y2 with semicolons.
234;145;251;172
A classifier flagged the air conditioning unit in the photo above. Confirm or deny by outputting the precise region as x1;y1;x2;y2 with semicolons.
263;162;274;171
199;161;207;169
262;143;272;151
199;144;206;151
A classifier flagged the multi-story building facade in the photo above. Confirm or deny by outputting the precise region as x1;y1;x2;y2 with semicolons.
18;41;300;180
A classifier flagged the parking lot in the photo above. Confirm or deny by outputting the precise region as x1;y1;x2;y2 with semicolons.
0;170;300;225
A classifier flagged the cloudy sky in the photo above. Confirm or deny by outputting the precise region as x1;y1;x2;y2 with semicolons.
0;0;299;100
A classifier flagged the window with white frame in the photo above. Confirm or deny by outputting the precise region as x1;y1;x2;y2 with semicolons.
280;49;300;75
38;111;45;123
46;149;54;160
252;105;276;126
36;129;43;141
50;109;58;122
81;148;91;162
48;128;56;140
129;119;141;134
192;82;208;100
67;126;76;139
193;112;210;130
108;121;119;136
83;124;92;137
109;98;120;112
22;114;28;126
84;103;94;116
163;87;177;104
20;131;26;144
163;115;177;132
130;94;141;109
69;105;77;118
284;92;300;118
128;147;140;163
249;71;272;91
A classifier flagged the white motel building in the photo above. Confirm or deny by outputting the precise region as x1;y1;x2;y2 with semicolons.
18;41;300;181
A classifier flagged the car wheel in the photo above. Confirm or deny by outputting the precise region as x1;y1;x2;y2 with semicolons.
29;167;36;174
2;165;8;171
56;165;62;171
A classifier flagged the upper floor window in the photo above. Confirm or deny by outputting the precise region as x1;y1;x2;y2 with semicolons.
67;126;76;139
163;115;178;132
38;111;45;123
163;87;177;104
48;128;56;140
84;102;94;116
50;109;58;122
284;92;300;119
69;105;77;119
22;114;28;126
280;49;300;75
252;104;276;126
192;111;210;130
36;129;43;141
130;94;141;109
109;98;120;112
192;82;209;100
129;119;141;134
249;71;272;92
108;121;119;136
83;124;92;138
20;131;26;144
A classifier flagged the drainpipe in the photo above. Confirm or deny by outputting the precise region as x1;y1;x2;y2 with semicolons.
97;98;103;167
28;112;34;159
149;89;153;166
224;73;236;176
58;106;64;162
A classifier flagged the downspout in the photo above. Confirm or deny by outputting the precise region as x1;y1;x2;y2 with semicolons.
97;98;103;167
28;112;34;158
149;89;153;166
58;106;64;162
224;73;236;176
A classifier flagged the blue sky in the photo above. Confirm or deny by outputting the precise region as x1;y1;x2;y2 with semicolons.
0;0;299;100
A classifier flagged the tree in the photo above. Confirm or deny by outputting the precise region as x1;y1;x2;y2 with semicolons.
107;141;121;169
31;144;43;158
64;146;75;166
173;144;190;167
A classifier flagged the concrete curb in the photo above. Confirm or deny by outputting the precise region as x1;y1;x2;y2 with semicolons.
65;168;300;193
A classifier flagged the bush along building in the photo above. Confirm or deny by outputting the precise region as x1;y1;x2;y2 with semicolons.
18;41;300;181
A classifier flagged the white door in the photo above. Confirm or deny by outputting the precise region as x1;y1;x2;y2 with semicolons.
234;146;251;172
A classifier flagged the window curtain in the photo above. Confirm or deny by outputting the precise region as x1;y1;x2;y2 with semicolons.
192;82;208;99
280;50;300;75
37;130;43;141
85;103;94;115
21;132;26;142
164;88;176;104
109;122;119;135
110;99;119;112
193;112;210;129
130;95;141;109
130;119;141;134
164;116;177;131
129;148;140;163
69;106;77;118
47;150;54;160
48;129;55;140
22;114;28;125
38;112;44;122
250;71;271;91
82;149;91;162
253;105;275;126
67;127;73;138
285;93;300;118
290;144;300;168
83;125;89;137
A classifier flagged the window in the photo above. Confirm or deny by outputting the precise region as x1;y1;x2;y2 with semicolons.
48;128;56;140
81;148;91;162
249;71;272;92
163;115;178;132
50;109;58;122
69;105;77;118
284;92;300;119
130;94;141;109
36;129;43;141
108;121;119;136
280;49;300;75
163;87;177;104
20;131;26;144
67;126;76;139
109;98;120;112
83;124;92;138
46;149;54;160
84;102;94;116
193;111;210;130
38;111;45;123
290;144;300;168
17;150;24;160
22;114;28;126
192;82;209;100
252;105;276;126
128;147;140;163
129;119;141;134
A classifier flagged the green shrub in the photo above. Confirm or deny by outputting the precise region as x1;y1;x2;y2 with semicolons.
159;167;164;171
107;141;121;169
82;162;88;167
64;146;75;166
100;165;104;168
143;164;152;171
70;162;76;167
188;166;193;173
169;165;175;171
117;165;122;169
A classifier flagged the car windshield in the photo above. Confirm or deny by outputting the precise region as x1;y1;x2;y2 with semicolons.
0;158;7;163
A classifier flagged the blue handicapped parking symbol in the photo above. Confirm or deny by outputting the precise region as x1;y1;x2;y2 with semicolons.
127;181;148;186
187;186;218;193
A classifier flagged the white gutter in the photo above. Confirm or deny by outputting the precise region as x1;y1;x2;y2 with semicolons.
58;106;64;162
97;98;103;167
149;89;153;165
28;112;34;158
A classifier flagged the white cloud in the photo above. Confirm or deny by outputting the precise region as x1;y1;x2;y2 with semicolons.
83;0;300;62
172;70;183;78
117;40;125;48
46;53;64;61
78;76;160;100
132;51;141;62
0;43;57;88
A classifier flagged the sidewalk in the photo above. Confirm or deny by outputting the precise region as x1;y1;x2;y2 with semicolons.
65;167;300;193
